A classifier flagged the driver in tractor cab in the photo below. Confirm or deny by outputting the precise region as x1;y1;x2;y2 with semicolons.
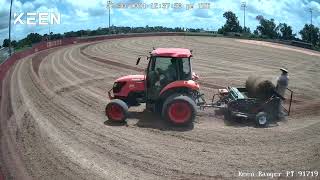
156;58;178;87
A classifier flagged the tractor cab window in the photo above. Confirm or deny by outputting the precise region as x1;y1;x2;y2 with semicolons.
147;56;191;100
156;57;178;85
181;58;191;80
148;57;177;88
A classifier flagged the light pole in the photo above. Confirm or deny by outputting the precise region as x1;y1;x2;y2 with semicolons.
241;2;247;32
107;1;112;34
49;11;51;40
309;8;313;25
309;8;313;45
8;0;13;56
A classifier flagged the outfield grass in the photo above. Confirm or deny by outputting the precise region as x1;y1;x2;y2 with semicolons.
14;46;32;53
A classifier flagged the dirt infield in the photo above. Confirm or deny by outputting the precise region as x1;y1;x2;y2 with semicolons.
1;36;319;179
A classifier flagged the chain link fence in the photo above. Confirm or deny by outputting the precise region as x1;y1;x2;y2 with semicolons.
0;48;13;64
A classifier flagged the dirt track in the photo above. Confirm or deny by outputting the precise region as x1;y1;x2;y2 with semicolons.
1;36;320;179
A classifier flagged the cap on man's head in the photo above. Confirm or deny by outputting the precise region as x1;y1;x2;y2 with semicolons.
280;68;288;73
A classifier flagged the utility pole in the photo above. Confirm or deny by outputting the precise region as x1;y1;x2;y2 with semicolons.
107;1;112;34
241;2;247;32
8;0;13;56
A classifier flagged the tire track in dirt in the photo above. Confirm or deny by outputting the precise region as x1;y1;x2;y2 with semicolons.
32;47;64;77
0;62;32;180
80;44;143;72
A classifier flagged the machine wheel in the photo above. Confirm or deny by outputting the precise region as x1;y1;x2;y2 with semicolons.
255;112;269;127
162;94;196;125
106;99;128;122
224;108;232;121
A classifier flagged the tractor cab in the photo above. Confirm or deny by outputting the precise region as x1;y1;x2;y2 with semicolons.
106;48;200;125
145;48;193;103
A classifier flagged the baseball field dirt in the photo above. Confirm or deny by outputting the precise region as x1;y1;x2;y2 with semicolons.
1;36;319;179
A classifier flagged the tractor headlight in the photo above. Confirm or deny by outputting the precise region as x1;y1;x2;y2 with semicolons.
113;81;126;93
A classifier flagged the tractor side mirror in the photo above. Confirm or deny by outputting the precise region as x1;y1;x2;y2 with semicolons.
136;57;141;65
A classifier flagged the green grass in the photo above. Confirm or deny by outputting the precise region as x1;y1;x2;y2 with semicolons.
184;32;221;37
14;46;32;53
78;32;222;40
0;51;8;64
0;56;6;64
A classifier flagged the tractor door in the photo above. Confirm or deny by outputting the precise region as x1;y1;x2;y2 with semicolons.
146;57;177;102
179;57;192;80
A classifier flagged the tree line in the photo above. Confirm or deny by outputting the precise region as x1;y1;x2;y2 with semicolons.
217;11;319;48
1;26;200;50
2;11;320;51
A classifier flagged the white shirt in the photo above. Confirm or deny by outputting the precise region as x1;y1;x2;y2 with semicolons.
276;74;289;97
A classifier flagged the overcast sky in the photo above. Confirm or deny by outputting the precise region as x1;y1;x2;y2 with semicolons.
0;0;320;44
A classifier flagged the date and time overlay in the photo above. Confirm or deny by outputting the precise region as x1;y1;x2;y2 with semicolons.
106;1;211;10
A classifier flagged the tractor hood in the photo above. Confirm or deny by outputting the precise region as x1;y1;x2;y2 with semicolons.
115;75;145;82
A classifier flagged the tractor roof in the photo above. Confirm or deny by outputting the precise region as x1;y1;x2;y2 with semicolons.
151;48;192;58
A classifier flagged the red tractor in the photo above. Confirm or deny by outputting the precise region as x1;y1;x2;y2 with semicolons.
106;48;201;125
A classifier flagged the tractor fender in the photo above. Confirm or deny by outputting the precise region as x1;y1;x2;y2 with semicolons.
159;80;200;96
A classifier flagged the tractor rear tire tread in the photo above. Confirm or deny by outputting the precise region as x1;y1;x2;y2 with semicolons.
162;94;197;125
224;108;232;121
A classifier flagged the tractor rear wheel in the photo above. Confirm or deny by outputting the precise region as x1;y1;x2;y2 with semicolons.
224;108;232;121
162;94;196;125
106;99;128;122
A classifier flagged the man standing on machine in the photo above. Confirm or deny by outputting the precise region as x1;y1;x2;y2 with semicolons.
276;68;289;118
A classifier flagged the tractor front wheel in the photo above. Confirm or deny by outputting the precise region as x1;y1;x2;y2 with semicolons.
106;99;128;122
162;94;196;125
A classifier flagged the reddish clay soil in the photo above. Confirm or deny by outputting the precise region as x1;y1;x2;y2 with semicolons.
1;36;319;179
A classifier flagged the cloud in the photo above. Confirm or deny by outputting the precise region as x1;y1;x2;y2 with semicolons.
22;2;35;11
310;1;320;11
0;0;10;30
193;9;213;18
